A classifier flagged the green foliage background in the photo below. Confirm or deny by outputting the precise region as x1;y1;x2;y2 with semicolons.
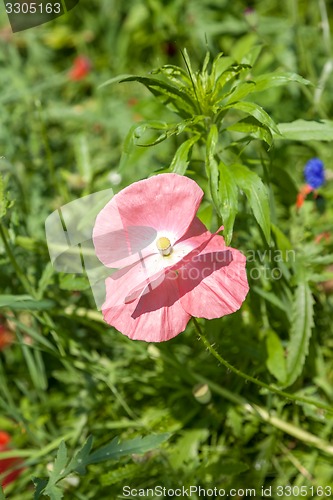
1;0;333;498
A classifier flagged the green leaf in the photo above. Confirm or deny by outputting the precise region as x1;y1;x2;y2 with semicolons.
15;328;47;390
266;330;287;384
0;295;54;311
133;121;173;147
253;72;311;93
205;125;220;216
232;164;271;244
0;294;32;307
119;121;171;170
0;485;6;500
74;134;93;184
11;318;56;353
215;63;252;95
33;433;170;499
271;223;293;260
170;135;200;174
252;286;289;315
218;161;238;244
36;263;54;300
151;65;192;88
101;463;140;486
33;477;49;500
223;81;257;105
0;174;6;220
275;119;333;141
285;283;314;387
226;117;273;147
59;274;90;292
220;459;249;475
119;75;197;118
223;101;280;135
170;429;209;469
51;441;68;479
42;442;69;498
88;433;170;465
65;435;94;476
42;484;63;500
98;74;133;88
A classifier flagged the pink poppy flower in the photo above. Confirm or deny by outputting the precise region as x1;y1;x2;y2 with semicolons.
93;174;248;342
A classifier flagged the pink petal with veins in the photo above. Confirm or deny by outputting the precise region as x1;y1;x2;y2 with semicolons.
179;235;249;319
102;272;191;342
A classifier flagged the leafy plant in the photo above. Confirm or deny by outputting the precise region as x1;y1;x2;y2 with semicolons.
33;434;169;499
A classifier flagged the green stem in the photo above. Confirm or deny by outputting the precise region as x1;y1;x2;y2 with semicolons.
0;224;36;297
192;373;333;456
192;317;333;414
35;100;68;201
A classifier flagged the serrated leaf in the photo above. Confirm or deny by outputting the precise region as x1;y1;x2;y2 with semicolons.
170;429;209;469
275;119;333;141
218;161;238;244
101;463;139;486
32;433;169;498
88;433;170;465
33;477;49;500
51;441;68;480
43;484;63;500
170;135;200;174
65;435;94;476
285;282;314;387
266;330;287;384
232;164;271;244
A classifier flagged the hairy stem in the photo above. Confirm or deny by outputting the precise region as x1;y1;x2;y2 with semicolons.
193;317;333;414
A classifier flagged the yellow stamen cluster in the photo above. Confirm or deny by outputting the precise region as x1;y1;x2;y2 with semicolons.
156;236;172;256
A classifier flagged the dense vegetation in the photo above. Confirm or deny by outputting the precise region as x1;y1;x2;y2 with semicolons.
1;1;333;498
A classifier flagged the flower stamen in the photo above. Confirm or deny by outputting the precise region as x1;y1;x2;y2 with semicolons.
156;236;172;256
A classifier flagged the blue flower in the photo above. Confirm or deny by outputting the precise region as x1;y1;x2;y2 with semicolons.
304;158;325;189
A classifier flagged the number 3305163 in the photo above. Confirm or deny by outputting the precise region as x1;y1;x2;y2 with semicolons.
6;3;61;14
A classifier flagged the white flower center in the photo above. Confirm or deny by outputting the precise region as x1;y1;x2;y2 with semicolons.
156;236;172;256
